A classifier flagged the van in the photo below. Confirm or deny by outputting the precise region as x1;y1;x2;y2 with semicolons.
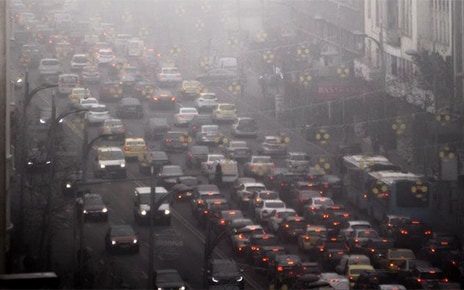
38;58;62;82
58;74;79;97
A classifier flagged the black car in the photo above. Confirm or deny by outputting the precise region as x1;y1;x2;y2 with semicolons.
104;224;139;254
420;232;462;266
76;193;108;222
99;80;123;102
153;269;187;290
173;176;199;200
277;216;308;242
37;107;63;130
115;97;143;119
160;131;190;152
392;219;433;250
158;165;184;190
144;117;169;140
188;114;214;136
185;145;209;169
352;269;399;290
138;150;170;175
207;259;244;289
26;146;51;173
62;170;83;197
149;89;176;110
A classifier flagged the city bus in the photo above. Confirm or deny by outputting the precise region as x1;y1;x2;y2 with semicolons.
365;170;433;223
341;155;401;211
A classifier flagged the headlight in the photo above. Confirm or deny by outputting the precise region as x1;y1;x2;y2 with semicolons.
100;164;106;169
46;161;51;165
211;277;219;283
132;239;138;244
58;118;64;123
111;240;116;245
120;163;125;168
65;183;72;188
83;210;87;214
141;210;147;215
39;119;46;124
180;287;185;290
102;207;108;213
164;209;170;215
27;161;33;165
236;276;243;282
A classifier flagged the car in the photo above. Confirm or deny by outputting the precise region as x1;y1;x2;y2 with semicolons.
302;197;335;221
57;73;80;97
115;97;143;119
158;165;184;190
231;117;258;138
360;238;395;269
319;174;343;198
379;215;411;237
96;48;114;65
377;248;416;272
99;118;126;140
200;154;226;176
191;184;223;217
277;216;308;242
314;236;351;270
81;65;101;84
230;225;266;255
62;170;83;197
122;137;148;160
262;169;307;196
198;198;230;226
188;114;214;136
289;189;323;215
244;234;280;264
160;131;191;152
149;89;176;110
249;190;280;217
234;182;267;209
207;259;244;289
347;264;375;287
352;269;401;290
346;229;381;253
419;232;462;266
133;81;157;101
185;145;209;169
257;136;288;155
76;193;108;222
268;208;299;233
38;58;62;82
212;103;237;122
335;254;372;276
157;66;182;86
69;87;92;108
144;117;169;140
298;225;328;252
285;152;311;172
391;219;433;250
104;224;139;254
255;199;287;224
118;66;140;89
70;53;88;71
180;80;204;98
194;92;218;112
94;147;127;178
223;140;252;161
78;97;99;110
244;155;276;178
26;146;51;173
133;186;171;225
138;150;170;175
99;80;123;102
267;254;302;282
225;218;255;232
174;107;199;126
153;269;187;290
173;176;199;201
214;210;245;233
21;43;41;66
37;107;63;130
195;124;221;145
196;68;237;84
340;220;373;238
85;104;111;125
311;204;351;228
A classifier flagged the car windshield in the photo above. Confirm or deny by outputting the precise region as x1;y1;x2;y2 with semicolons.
230;141;247;148
99;150;124;160
290;154;309;161
246;186;265;192
265;201;285;208
253;157;272;164
60;75;78;83
222;211;244;219
300;191;319;199
126;141;145;146
357;230;379;238
82;99;98;105
90;106;108;113
181;108;197;114
112;226;134;236
201;94;216;100
209;155;225;162
259;192;279;199
220;104;235;110
157;271;182;284
84;195;103;205
255;236;278;246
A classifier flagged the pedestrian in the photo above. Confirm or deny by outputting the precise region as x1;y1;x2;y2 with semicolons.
214;162;222;186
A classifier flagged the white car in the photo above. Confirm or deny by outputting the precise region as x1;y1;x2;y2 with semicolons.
79;97;99;109
194;92;218;112
200;154;226;176
255;199;286;224
157;66;182;84
96;49;114;65
267;208;298;233
285;152;311;172
174;107;198;126
86;104;111;125
235;182;266;209
70;53;88;70
340;220;373;238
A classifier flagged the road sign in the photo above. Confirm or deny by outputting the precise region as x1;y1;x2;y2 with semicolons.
154;229;184;261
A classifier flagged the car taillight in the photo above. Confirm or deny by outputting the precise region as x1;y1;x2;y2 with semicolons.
277;266;283;272
349;276;355;282
430;248;436;253
262;257;269;262
171;97;176;102
284;224;289;228
203;210;208;214
219;219;226;225
270;164;276;169
165;138;171;143
400;229;408;235
304;236;310;241
363;192;368;199
124;146;129;151
153;97;158;101
424;230;432;235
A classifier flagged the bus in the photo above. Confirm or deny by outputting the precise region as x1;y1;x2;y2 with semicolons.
0;272;59;289
341;155;401;211
365;170;433;223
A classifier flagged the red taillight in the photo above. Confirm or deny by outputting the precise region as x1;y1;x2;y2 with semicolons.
165;138;171;143
203;210;208;214
124;146;129;151
284;224;289;228
153;97;158;101
262;257;269;262
171;97;176;102
400;230;408;235
219;219;226;225
424;230;432;235
304;236;310;241
277;266;283;272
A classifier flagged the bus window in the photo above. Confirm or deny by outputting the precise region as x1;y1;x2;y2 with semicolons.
0;272;59;289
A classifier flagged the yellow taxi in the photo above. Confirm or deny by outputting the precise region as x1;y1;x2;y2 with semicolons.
69;87;92;107
212;103;237;122
180;80;204;98
122;137;148;160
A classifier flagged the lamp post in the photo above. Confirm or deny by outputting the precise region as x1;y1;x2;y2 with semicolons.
17;73;58;247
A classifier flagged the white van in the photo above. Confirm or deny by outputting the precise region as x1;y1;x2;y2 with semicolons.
58;74;80;97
